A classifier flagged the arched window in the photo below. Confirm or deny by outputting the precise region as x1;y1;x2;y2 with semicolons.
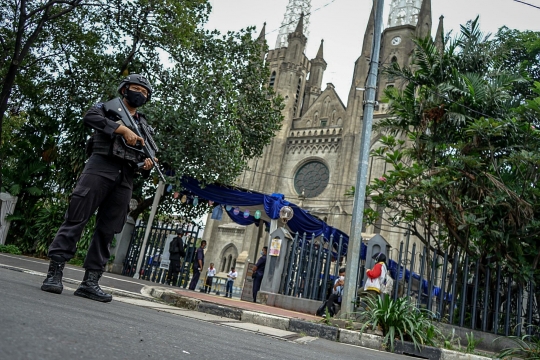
227;255;233;272
221;257;227;272
391;56;398;64
269;71;276;87
322;96;331;117
294;77;302;116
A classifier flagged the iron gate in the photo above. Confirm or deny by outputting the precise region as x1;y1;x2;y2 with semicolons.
122;221;203;287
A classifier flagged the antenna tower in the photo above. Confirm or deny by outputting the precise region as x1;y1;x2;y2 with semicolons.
388;0;422;27
275;0;312;49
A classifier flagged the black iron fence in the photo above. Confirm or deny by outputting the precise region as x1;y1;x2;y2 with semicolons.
280;233;348;302
386;241;540;337
280;232;540;337
122;221;202;288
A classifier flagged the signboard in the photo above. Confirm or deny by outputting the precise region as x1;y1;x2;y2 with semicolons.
269;237;282;256
159;260;170;270
159;234;176;269
240;263;256;302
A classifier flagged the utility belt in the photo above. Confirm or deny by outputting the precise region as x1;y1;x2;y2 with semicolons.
86;132;145;166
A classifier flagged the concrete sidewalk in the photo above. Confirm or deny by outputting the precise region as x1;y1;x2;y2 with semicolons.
0;253;493;360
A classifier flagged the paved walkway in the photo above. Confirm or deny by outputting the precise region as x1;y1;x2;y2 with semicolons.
164;287;321;322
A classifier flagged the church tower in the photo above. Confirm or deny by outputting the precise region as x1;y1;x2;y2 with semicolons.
340;0;432;243
202;0;435;279
376;0;428;99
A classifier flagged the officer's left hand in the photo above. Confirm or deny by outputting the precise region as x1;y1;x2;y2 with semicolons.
142;157;157;171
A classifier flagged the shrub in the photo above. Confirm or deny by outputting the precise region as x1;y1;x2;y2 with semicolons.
497;327;540;359
358;295;442;352
0;244;22;255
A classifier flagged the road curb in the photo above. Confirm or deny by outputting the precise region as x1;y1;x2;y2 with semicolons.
198;302;243;320
394;341;441;360
339;329;384;350
241;311;290;331
440;349;493;360
288;318;339;341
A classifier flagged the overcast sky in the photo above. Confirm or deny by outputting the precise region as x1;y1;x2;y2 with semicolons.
206;0;540;102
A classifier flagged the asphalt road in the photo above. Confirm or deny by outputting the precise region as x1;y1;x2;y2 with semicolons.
0;267;405;360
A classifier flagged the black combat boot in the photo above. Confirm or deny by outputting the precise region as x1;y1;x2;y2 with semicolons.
41;255;66;294
74;270;112;303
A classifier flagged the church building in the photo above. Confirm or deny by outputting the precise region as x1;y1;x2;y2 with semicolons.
202;0;443;280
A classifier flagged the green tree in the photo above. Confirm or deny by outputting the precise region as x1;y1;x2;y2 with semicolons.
491;26;540;101
2;1;283;251
363;19;540;279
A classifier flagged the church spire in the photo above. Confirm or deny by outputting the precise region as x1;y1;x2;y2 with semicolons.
316;39;324;59
257;22;266;42
295;12;305;34
308;39;327;91
415;0;432;39
435;15;444;52
257;22;267;61
275;0;311;49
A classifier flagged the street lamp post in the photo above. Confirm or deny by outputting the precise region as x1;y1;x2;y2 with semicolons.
342;0;385;316
133;181;165;279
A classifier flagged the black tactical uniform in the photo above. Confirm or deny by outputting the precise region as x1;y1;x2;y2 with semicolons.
167;232;186;286
41;74;154;303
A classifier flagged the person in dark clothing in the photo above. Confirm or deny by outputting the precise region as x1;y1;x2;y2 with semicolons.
252;246;267;303
319;268;346;317
167;230;186;286
41;74;157;303
188;240;207;290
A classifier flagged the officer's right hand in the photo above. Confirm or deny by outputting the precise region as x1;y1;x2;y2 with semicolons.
116;125;145;146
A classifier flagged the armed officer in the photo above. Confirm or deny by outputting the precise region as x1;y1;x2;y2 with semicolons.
41;74;157;303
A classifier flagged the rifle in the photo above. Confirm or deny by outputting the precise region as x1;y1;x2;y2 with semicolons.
102;97;166;182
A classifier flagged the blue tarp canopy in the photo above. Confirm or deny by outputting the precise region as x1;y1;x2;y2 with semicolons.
181;177;350;256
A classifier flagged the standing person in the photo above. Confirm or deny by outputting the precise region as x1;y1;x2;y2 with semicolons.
224;266;237;298
41;74;156;303
188;240;206;290
203;263;216;293
252;246;267;303
364;252;388;297
167;230;186;286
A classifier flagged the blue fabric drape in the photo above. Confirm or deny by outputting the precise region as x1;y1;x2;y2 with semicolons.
180;177;350;256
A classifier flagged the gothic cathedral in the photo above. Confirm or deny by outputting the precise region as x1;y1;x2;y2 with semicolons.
203;0;443;279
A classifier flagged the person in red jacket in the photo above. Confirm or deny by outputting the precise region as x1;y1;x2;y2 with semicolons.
364;252;387;296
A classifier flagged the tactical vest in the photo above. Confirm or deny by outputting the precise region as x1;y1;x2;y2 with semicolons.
89;116;147;166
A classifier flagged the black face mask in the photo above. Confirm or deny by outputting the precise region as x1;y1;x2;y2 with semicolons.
125;89;147;107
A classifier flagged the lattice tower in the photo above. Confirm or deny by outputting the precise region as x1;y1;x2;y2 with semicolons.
388;0;422;27
275;0;311;49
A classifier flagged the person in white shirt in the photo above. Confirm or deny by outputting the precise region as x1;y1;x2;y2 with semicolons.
224;267;237;298
203;263;216;294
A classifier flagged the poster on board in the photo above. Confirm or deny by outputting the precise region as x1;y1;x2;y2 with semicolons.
269;237;282;256
159;234;176;269
240;263;256;302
